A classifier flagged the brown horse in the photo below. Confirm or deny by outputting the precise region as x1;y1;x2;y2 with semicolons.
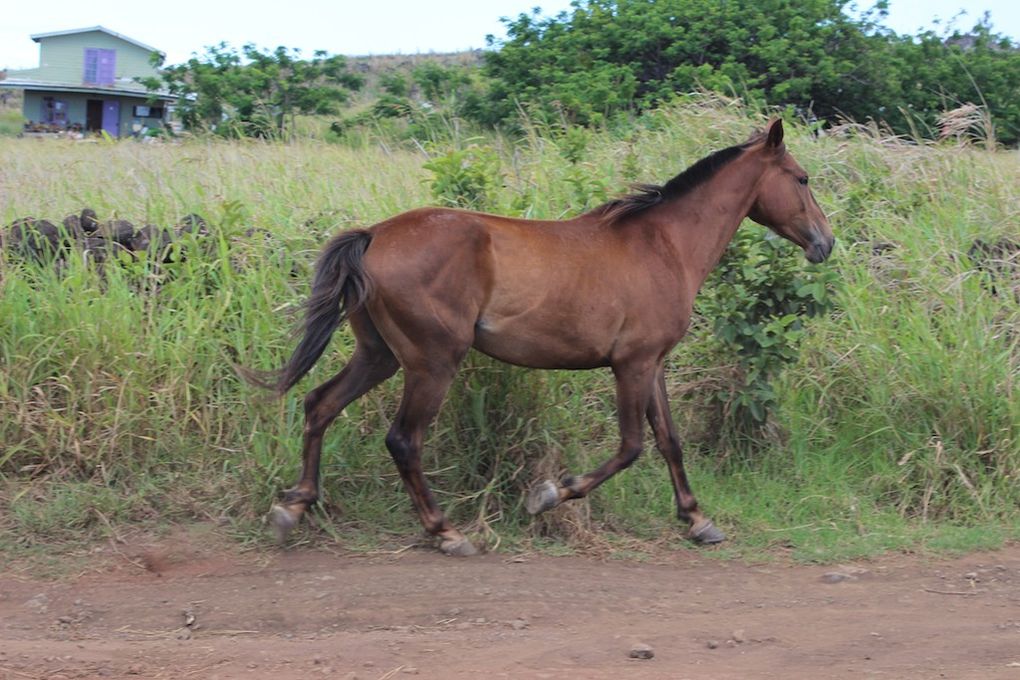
246;119;833;556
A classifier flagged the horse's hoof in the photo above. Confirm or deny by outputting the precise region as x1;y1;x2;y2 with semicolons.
689;519;726;545
269;504;301;545
526;480;560;515
440;536;479;557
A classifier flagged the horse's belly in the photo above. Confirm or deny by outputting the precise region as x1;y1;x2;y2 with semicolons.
471;316;612;370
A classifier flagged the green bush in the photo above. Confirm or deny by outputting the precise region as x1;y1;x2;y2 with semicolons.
481;0;1020;144
379;72;409;97
697;228;838;438
372;94;415;119
423;143;502;210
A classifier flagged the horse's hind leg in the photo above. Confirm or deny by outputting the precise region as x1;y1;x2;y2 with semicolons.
645;368;724;544
385;365;477;557
271;314;399;543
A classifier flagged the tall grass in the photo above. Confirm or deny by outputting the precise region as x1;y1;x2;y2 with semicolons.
1;100;1017;561
0;108;24;137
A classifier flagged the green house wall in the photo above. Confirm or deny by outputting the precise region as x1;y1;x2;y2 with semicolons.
23;90;167;136
14;30;160;86
6;29;171;137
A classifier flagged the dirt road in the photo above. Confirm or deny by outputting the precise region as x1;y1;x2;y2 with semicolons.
2;538;1019;679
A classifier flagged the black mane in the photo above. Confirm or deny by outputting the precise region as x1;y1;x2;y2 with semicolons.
594;141;752;224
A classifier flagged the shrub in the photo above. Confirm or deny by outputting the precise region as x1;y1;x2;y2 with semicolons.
696;227;838;441
423;143;502;211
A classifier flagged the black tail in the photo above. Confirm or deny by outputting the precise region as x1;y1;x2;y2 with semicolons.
242;229;374;396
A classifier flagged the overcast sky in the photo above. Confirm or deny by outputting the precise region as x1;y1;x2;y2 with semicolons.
2;0;1018;70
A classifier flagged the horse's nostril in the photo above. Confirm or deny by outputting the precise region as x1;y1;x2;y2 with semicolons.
805;235;834;264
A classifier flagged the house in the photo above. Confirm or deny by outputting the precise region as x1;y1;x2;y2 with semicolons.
0;26;175;137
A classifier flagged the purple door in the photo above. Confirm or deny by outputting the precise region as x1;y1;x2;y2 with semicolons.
101;100;120;137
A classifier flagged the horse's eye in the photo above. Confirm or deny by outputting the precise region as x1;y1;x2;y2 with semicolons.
798;177;809;186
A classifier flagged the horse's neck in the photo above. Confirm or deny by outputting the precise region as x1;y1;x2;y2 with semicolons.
654;158;762;292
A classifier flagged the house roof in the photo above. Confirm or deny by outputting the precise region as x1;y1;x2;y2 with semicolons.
30;26;165;58
0;77;176;101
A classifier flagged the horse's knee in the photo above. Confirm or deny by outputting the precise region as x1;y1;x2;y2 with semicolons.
385;428;413;467
664;433;683;454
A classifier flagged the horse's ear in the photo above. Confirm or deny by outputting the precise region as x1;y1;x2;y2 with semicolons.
766;119;785;150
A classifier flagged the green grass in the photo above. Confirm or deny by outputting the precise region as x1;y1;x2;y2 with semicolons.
1;99;1018;566
0;108;24;136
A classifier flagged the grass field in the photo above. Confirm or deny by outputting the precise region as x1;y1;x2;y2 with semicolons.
1;99;1018;564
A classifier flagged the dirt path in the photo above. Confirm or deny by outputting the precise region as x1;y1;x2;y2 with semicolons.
2;539;1019;680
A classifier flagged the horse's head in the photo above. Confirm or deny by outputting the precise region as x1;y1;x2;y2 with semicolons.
746;120;834;264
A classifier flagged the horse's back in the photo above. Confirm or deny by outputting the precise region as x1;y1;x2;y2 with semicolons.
360;207;660;369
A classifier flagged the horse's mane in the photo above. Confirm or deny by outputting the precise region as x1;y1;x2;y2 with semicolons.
594;131;766;225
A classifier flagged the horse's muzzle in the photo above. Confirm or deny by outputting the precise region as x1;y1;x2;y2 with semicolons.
805;235;835;264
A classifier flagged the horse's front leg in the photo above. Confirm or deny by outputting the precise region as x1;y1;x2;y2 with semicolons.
526;359;655;513
645;367;724;544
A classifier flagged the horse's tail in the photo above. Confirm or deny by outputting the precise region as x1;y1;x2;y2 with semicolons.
241;229;374;396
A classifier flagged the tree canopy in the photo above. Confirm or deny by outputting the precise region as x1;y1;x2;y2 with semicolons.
481;0;1020;143
144;1;1020;145
143;44;364;137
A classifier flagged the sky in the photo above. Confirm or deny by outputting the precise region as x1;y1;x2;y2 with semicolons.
2;0;1019;70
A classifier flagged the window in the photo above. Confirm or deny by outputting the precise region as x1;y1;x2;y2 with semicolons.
132;105;165;118
41;97;68;125
84;48;116;85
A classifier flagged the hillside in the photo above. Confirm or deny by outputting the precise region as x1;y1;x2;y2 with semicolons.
346;50;484;101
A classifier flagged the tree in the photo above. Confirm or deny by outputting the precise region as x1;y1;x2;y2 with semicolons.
880;21;1020;144
484;0;884;126
480;0;1020;143
143;44;364;136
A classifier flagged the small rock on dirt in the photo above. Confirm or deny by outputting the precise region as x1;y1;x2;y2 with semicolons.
25;593;49;612
821;572;852;583
706;640;719;649
732;629;746;643
510;619;529;630
629;643;654;659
